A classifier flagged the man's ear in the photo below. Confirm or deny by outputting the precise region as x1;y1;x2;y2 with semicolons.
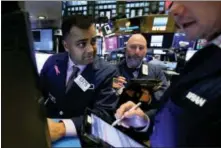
62;40;69;52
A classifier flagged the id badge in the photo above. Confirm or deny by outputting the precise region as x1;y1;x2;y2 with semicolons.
142;64;148;75
74;75;91;92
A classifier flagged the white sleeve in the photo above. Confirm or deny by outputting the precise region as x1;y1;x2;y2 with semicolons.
61;119;77;137
135;115;150;132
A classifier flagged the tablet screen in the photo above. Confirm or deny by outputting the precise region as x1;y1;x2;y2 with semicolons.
90;114;144;147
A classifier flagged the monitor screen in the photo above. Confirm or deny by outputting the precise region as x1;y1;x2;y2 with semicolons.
185;50;197;61
91;113;144;147
96;37;103;55
144;33;174;49
124;34;132;46
196;39;207;50
117;35;124;49
35;52;53;74
105;36;118;52
150;35;164;47
95;24;101;36
152;17;168;31
102;23;113;37
32;29;53;51
111;53;117;60
153;49;166;55
116;17;141;34
172;33;196;50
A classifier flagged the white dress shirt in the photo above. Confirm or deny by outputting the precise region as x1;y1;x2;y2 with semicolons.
61;57;86;137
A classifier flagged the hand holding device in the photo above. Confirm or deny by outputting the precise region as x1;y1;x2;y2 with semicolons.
112;76;127;89
114;101;149;128
82;109;146;147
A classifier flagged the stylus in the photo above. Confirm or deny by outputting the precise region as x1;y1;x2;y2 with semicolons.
111;102;142;126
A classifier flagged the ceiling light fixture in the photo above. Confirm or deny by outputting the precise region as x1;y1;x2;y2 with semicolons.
38;16;46;20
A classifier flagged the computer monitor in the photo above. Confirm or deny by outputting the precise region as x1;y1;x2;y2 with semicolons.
153;49;166;55
115;17;141;34
105;36;118;52
95;23;101;36
152;16;168;31
196;39;207;50
32;29;53;51
185;49;197;61
35;52;53;74
144;33;174;49
111;52;117;60
2;11;50;147
172;33;196;50
150;35;164;47
102;23;113;37
96;37;103;55
123;34;132;46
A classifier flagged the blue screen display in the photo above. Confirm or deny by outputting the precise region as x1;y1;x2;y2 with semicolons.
172;33;195;49
32;29;53;51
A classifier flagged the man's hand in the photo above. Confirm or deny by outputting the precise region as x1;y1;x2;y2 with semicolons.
115;101;149;128
47;118;66;142
112;76;127;89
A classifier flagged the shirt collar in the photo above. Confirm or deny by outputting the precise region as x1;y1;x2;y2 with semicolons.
68;56;86;72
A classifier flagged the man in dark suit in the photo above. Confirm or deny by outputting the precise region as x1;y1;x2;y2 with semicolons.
112;34;168;142
115;2;221;147
40;15;119;141
113;34;168;117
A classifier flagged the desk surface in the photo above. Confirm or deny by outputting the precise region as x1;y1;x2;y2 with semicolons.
52;137;81;147
51;119;81;147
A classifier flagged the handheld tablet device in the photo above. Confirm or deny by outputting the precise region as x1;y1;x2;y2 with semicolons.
129;79;162;91
82;109;146;147
118;79;162;108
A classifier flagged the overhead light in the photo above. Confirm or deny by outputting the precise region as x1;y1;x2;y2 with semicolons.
38;16;46;20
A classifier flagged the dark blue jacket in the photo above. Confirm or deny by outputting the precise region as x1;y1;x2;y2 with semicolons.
40;52;119;132
150;44;221;147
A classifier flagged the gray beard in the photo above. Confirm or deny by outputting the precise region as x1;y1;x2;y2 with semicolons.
126;56;142;68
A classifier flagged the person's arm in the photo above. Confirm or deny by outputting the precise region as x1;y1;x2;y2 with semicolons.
71;67;120;134
152;66;169;102
133;66;169;133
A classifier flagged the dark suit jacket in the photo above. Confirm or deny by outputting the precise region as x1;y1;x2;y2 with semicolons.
117;59;168;118
40;52;119;133
150;44;221;147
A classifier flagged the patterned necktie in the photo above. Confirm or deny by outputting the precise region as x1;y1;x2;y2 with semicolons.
66;66;80;93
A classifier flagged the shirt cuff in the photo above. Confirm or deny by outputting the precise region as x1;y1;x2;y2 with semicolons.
61;119;77;137
135;115;150;132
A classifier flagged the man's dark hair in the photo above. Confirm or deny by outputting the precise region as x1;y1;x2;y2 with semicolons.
62;14;94;40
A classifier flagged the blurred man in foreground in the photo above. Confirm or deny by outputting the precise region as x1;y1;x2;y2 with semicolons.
115;2;221;147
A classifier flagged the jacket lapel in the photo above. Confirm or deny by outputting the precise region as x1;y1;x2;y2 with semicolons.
55;52;68;96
